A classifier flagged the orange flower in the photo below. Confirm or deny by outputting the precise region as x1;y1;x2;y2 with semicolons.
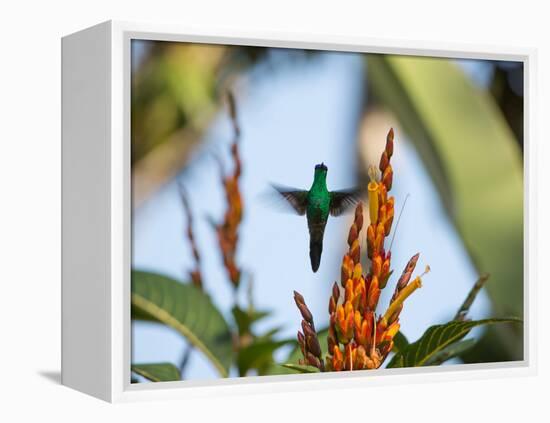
179;184;203;289
294;128;428;372
214;93;243;289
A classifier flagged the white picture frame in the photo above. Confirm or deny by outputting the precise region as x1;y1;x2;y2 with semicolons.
61;20;537;403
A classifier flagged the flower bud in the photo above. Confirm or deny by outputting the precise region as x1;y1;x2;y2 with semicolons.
293;290;305;304
329;296;337;314
378;183;387;206
368;181;379;225
297;331;306;355
344;278;354;303
386;128;394;157
356;318;371;347
297;302;313;324
306;352;321;369
374;226;385;256
379;204;387;226
302;320;316;339
367;225;375;259
341;255;354;286
367;276;380;311
348;223;358;247
379;151;389;173
354;203;364;231
379;258;391;289
332;282;340;302
332;346;344;371
350;239;360;264
382;165;393;191
306;334;322;358
384;198;395;236
354;309;362;328
353;263;362;280
372;255;382;278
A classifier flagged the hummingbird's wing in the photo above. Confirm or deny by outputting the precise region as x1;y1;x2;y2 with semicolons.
271;184;308;215
329;189;363;216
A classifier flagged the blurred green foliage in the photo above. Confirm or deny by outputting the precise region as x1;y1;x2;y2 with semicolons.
131;363;181;382
132;271;234;377
131;42;225;164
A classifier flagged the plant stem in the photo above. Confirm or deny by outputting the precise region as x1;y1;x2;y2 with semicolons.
454;274;490;321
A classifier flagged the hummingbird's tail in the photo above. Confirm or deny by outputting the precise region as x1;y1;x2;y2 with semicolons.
308;220;327;273
309;238;323;272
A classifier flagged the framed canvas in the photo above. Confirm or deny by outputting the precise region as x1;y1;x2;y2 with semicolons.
61;20;537;403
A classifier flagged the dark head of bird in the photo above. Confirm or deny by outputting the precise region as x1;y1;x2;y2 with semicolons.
314;163;328;181
315;162;328;172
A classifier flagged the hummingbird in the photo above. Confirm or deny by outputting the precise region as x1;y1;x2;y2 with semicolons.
272;163;361;273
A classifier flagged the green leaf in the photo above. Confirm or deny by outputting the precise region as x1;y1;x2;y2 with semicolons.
368;56;524;358
280;363;320;373
231;306;270;337
256;326;284;342
131;363;181;382
387;318;521;368
237;339;295;376
425;339;477;366
131;270;233;377
392;331;409;354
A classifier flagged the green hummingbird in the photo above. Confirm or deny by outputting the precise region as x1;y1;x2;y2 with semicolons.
272;163;361;273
